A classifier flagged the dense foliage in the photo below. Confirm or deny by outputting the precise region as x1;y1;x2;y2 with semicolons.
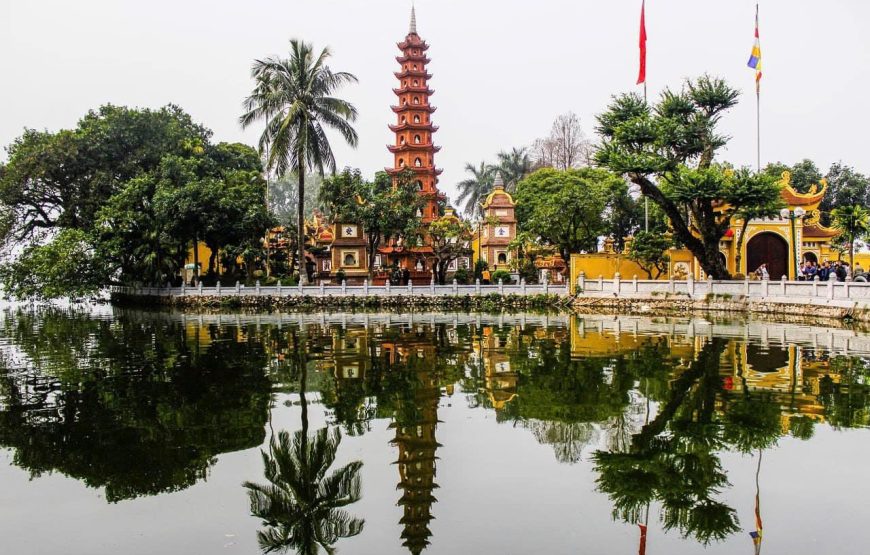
0;105;272;299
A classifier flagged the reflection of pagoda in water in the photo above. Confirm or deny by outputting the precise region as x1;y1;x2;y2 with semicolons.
387;328;442;554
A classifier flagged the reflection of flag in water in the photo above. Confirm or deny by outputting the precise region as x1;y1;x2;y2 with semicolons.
638;523;647;555
749;456;763;554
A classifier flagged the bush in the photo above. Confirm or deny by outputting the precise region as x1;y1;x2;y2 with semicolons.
335;269;347;284
474;259;488;282
453;267;472;284
491;269;513;284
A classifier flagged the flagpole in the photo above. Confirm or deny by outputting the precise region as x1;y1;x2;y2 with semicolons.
756;3;761;172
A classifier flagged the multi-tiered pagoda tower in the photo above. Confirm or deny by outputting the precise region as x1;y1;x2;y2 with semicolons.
383;7;444;277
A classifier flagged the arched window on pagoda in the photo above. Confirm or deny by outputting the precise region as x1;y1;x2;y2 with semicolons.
399;158;405;167
413;64;418;70
413;97;420;105
416;208;423;217
401;116;407;124
414;135;421;144
414;157;422;167
413;115;421;123
416;180;424;191
402;99;408;106
400;136;406;144
413;79;419;86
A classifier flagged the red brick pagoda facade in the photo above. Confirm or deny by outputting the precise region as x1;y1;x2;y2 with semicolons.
379;7;446;281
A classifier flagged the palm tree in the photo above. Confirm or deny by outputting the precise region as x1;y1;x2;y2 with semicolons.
244;427;365;554
495;147;532;191
456;161;494;218
831;205;870;269
240;40;359;284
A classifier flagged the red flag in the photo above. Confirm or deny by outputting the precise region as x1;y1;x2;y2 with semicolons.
636;0;647;85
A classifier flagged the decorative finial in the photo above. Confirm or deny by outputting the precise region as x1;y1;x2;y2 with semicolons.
409;4;417;35
493;171;505;189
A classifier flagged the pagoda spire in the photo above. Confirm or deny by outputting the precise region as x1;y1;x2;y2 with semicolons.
409;4;417;35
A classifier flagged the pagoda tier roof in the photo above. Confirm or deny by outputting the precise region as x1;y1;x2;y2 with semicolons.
391;104;436;114
385;166;443;176
779;171;828;207
396;55;431;64
388;122;438;132
395;69;432;80
377;245;436;254
387;143;442;154
802;223;840;239
393;86;435;96
397;39;429;51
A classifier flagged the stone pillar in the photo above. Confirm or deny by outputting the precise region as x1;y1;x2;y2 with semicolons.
276;279;281;295
255;280;261;295
319;281;325;296
475;278;481;296
521;278;527;295
216;281;221;296
428;276;433;294
762;278;769;297
341;280;347;295
844;280;850;299
364;279;369;296
633;275;638;293
235;281;241;295
598;274;604;291
668;276;675;294
614;272;621;294
453;279;458;294
197;281;203;296
498;279;504;295
743;275;749;296
579;271;586;291
781;276;787;296
544;279;549;295
827;278;834;300
181;282;186;296
385;280;391;295
813;275;819;297
687;273;695;298
298;279;303;294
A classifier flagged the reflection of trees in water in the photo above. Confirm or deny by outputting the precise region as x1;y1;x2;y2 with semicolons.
0;308;271;502
244;427;364;555
524;419;599;464
819;356;870;428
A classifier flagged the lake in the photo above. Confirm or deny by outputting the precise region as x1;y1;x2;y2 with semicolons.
1;306;869;555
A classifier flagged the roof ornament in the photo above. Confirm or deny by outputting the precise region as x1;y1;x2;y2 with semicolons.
493;171;505;189
409;4;417;35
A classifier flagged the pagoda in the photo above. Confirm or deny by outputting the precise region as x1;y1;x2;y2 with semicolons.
382;6;445;278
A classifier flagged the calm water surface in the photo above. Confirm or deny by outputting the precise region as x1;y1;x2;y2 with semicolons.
1;307;869;555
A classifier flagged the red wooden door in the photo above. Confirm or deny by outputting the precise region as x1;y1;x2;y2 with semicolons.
747;233;788;279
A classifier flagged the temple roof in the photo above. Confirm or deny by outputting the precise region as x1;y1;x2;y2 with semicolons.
802;223;839;239
482;176;515;209
779;170;827;208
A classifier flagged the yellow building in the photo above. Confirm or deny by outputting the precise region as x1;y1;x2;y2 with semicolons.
570;171;843;283
471;173;517;272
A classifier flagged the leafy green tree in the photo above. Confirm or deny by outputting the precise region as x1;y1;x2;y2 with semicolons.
240;39;359;284
628;231;672;279
604;178;641;252
269;173;324;225
822;163;870;225
427;214;473;284
763;159;822;194
456;161;494;218
596;76;781;279
831;205;870;268
319;168;423;278
515;167;620;261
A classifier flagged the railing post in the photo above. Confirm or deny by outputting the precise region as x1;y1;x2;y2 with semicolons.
633;274;638;293
813;275;819;297
762;278;769;297
544;279;549;295
298;278;303;294
598;274;604;291
687;273;694;298
216;281;221;296
475;278;481;296
364;279;369;296
579;271;586;292
668;276;675;294
276;279;281;296
498;278;504;295
319;281;325;296
235;280;241;295
743;275;750;296
428;276;434;294
844;280;850;299
197;281;203;296
255;280;261;296
613;272;621;294
386;279;391;295
521;278;526;295
827;278;834;300
453;278;458;295
779;276;786;295
341;279;347;295
181;282;186;296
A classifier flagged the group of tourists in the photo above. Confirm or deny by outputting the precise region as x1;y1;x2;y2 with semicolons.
754;260;866;281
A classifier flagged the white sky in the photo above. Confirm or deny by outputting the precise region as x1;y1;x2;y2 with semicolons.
2;0;869;206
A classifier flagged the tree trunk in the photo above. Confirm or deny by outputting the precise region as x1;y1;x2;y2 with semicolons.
193;236;200;285
297;161;308;286
734;218;751;276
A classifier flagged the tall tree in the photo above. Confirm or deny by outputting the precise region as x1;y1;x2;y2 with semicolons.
831;205;870;269
319;168;423;278
533;112;593;170
596;76;782;279
240;39;359;284
456;161;494;218
822;163;870;225
732;169;784;275
495;147;532;191
763;159;822;194
427;214;473;284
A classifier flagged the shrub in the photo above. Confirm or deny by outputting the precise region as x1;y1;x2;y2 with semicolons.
335;269;347;284
453;267;472;284
491;269;513;284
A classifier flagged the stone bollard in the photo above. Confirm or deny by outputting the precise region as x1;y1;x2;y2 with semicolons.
341;279;347;295
386;280;391;295
197;281;203;296
521;278;527;295
235;281;241;295
475;278;481;296
453;278;458;294
216;281;222;296
613;272;621;294
181;282;186;296
319;281;325;296
579;271;586;292
813;275;819;297
743;275;750;296
632;274;638;293
498;278;504;295
255;280;261;296
298;279;303;294
687;274;694;298
364;279;369;296
781;275;787;296
827;278;835;300
276;279;281;295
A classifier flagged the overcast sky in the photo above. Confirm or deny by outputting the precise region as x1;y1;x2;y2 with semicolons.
2;0;869;205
